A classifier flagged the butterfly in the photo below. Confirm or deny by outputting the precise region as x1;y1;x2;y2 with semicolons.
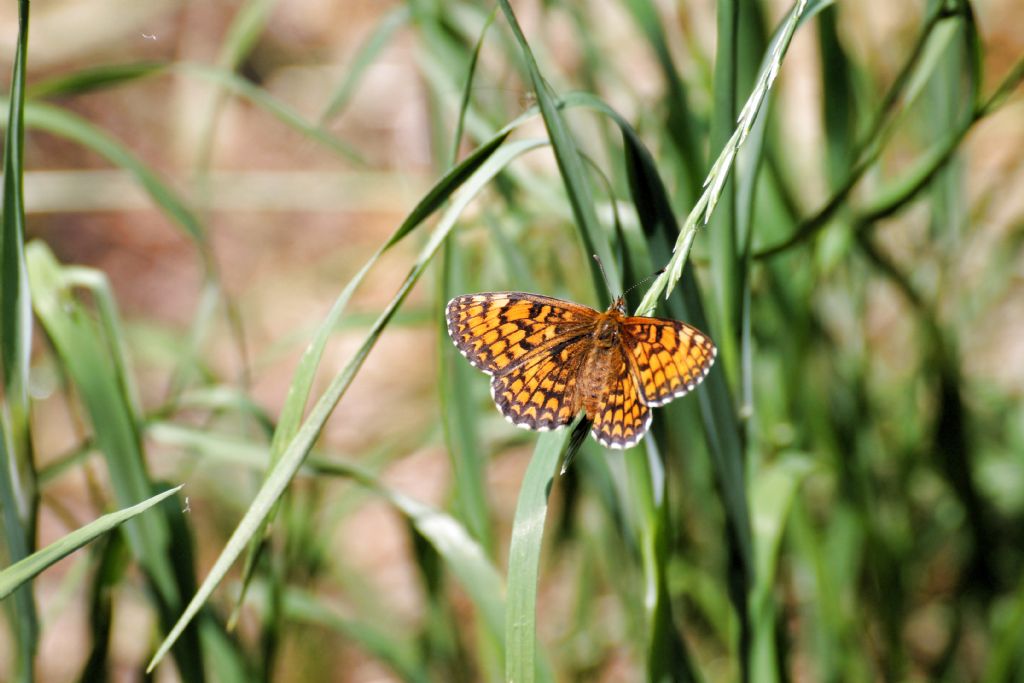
445;292;716;448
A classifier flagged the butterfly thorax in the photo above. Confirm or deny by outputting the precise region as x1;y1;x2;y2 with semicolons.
579;309;628;418
591;311;623;349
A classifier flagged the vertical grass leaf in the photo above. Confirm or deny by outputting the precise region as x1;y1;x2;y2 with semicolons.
0;1;38;679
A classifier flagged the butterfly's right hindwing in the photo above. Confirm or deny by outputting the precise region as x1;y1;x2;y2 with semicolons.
590;346;652;448
445;292;596;376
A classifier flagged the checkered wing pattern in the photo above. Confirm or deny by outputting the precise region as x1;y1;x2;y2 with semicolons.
445;292;596;376
621;318;717;407
446;291;716;449
489;335;590;430
590;348;651;448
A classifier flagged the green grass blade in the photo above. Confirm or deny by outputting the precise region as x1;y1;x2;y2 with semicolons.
147;137;546;672
637;0;816;316
0;486;182;600
625;442;700;683
177;62;365;164
496;0;620;294
0;1;38;679
26;61;167;99
449;7;497;165
320;6;411;124
77;531;129;681
749;454;816;683
217;0;276;71
439;244;493;549
148;419;506;651
26;243;211;679
621;0;704;198
228;124;515;618
505;430;565;683
19;101;208;253
706;0;743;386
0;418;37;682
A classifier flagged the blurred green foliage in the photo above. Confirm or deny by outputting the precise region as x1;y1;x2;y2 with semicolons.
2;0;1023;681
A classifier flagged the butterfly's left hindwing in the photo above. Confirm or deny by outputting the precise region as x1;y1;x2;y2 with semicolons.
490;335;588;430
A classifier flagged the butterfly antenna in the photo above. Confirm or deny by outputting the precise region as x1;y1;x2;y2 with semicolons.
592;254;618;299
622;267;667;298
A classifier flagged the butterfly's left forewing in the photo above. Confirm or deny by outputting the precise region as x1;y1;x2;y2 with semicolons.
621;317;716;407
446;292;596;375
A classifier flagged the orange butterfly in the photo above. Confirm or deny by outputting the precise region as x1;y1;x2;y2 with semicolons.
446;292;716;448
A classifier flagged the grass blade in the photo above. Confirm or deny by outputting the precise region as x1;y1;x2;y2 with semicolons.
320;6;411;124
148;419;507;652
26;61;166;99
0;1;38;679
147;137;547;672
496;0;621;295
749;454;816;682
177;63;364;165
20;101;208;254
505;430;565;683
636;0;816;316
0;486;182;600
228;124;515;618
26;243;212;679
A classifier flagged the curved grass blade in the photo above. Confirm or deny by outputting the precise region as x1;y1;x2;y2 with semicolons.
18;101;208;254
176;63;364;165
26;61;167;99
147;418;506;648
0;486;182;600
147;137;547;672
149;424;509;664
636;0;821;315
26;243;212;679
449;7;497;166
229;124;515;620
217;0;276;71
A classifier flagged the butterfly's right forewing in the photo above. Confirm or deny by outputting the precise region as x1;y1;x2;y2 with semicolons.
621;318;716;406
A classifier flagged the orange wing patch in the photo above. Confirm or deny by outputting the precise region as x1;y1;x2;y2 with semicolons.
446;293;595;375
621;318;716;407
590;348;651;448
